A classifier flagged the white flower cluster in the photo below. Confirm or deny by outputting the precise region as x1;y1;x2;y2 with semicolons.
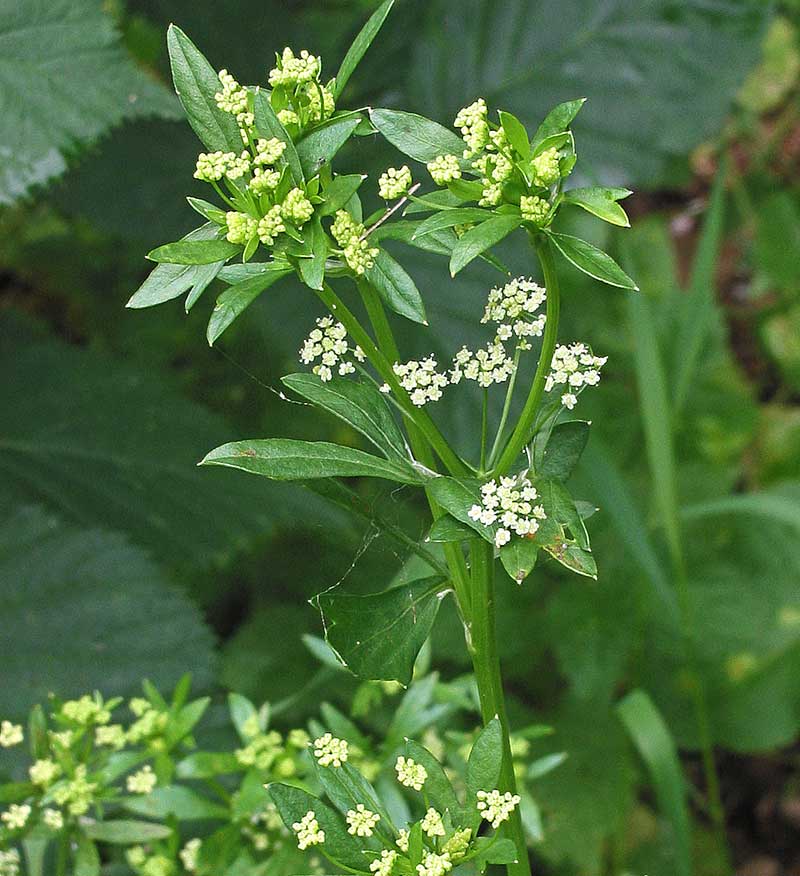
379;166;412;200
180;838;202;872
126;764;157;795
482;277;547;347
520;194;550;225
29;758;60;788
0;721;22;748
293;810;325;849
330;210;379;275
454;98;489;156
214;69;253;140
300;317;366;382
469;475;547;549
42;808;63;830
392;357;449;407
532;147;560;187
1;804;30;830
450;342;516;388
346;804;380;837
420;807;445;838
545;342;607;410
51;764;97;816
194;150;249;183
313;733;349;767
476;789;521;829
370;849;398;876
0;849;20;876
427;154;461;185
395;756;427;790
417;851;453;876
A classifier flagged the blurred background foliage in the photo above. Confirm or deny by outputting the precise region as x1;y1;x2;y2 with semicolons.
1;0;799;873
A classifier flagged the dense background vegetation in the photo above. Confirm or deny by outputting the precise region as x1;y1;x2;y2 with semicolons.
1;1;799;873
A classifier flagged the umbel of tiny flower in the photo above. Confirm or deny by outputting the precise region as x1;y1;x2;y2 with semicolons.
1;804;31;830
293;810;325;849
331;209;379;275
417;851;453;876
0;850;21;876
476;789;521;829
420;807;445;838
545;341;607;411
180;839;202;872
469;474;547;549
379;165;412;200
300;317;366;381
127;764;157;794
313;732;349;767
370;849;398;876
392;357;449;407
426;96;575;224
29;758;60;788
0;720;23;748
395;755;427;790
346;803;381;837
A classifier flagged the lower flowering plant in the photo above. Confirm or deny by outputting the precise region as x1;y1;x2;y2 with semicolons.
121;1;638;874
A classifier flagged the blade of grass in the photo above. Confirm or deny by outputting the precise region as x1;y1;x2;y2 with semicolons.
672;156;728;416
617;689;692;876
681;490;800;535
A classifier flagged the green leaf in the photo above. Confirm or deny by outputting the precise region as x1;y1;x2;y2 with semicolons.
297;117;363;178
617;690;691;876
0;506;214;722
0;318;343;570
268;783;367;872
73;834;100;876
82;820;174;844
187;197;227;225
228;692;262;742
681;489;800;536
531;99;586;150
0;0;179;205
147;239;242;265
314;576;445;684
536;479;597;579
472;837;520;868
281;374;408;461
128;224;223;309
427;514;478;543
536;420;590;481
122;786;227;821
369;108;465;163
464;717;503;828
166;25;241;153
548;232;638;290
499;538;539;584
314;761;396;840
206;265;293;344
403;740;459;814
320;174;367;216
450;215;521;276
299;217;328;291
176;751;242;780
426;478;494;545
201;438;424;484
562;187;632;227
334;0;395;98
253;90;304;184
411;208;495;240
364;249;427;324
498;110;530;157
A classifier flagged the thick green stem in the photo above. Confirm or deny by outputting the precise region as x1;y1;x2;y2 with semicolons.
492;236;560;477
469;540;531;876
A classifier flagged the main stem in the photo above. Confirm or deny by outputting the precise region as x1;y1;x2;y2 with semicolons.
469;540;531;876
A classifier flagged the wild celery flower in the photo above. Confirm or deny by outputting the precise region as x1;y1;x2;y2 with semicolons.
0;850;20;876
29;758;60;788
476;789;521;828
300;317;366;382
469;476;547;549
313;733;349;767
416;851;452;876
127;764;157;794
392;357;449;407
427;154;461;185
544;342;607;410
346;803;380;837
370;849;398;876
0;721;23;748
1;804;31;830
378;166;412;200
420;807;445;838
292;810;325;849
395;755;427;790
42;808;63;831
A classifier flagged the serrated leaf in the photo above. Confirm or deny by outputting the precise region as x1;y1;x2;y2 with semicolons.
0;320;338;569
548;232;638;290
531;99;586;150
314;576;445;684
201;438;423;484
268;783;366;872
364;249;427;324
562;187;632;227
281;374;408;461
0;0;179;205
369;108;465;163
427;514;478;543
148;239;242;265
412;208;495;240
0;506;214;721
464;717;503;828
128;224;222;309
536;420;591;481
296;117;362;178
206;265;293;344
82;820;174;844
334;0;395;98
450;215;521;276
122;786;227;821
167;25;241;153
